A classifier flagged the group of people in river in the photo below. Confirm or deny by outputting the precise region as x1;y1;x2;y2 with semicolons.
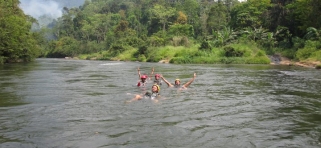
125;67;196;103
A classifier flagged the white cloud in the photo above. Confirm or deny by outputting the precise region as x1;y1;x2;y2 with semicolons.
19;0;63;19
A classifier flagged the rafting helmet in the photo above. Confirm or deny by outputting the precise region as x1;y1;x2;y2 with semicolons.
155;74;161;77
141;75;147;79
152;84;160;92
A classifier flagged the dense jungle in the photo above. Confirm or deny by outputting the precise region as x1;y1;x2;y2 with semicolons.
1;0;321;68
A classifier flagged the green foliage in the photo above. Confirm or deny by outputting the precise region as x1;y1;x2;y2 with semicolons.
136;45;148;55
113;48;137;61
0;0;41;63
191;56;221;64
199;39;212;51
224;42;255;57
109;42;129;57
173;47;198;58
144;46;166;62
151;4;176;32
114;20;130;37
274;26;292;48
245;57;270;64
311;50;321;61
255;50;265;57
296;40;321;60
219;57;245;64
148;31;167;47
230;0;270;29
259;32;276;54
209;27;236;47
0;56;5;64
147;54;163;62
207;3;228;31
274;47;296;59
170;56;192;64
170;36;191;47
137;54;147;62
123;36;144;48
304;27;320;40
46;37;79;58
223;46;244;57
28;0;321;65
286;0;321;34
176;11;188;24
292;37;305;50
168;24;194;37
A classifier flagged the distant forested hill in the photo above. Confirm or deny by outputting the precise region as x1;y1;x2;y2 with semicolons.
33;0;321;66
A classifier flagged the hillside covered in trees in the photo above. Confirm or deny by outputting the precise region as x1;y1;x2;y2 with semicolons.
1;0;321;66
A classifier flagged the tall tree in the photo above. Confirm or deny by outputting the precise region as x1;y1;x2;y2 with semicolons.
230;0;270;30
151;4;176;32
0;0;41;63
286;0;321;36
207;2;228;32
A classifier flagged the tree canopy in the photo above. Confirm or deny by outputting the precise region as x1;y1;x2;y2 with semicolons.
0;0;41;64
1;0;321;64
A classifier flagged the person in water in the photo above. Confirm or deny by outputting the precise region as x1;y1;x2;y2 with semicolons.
137;74;148;87
137;67;152;87
161;73;196;89
153;74;162;85
126;84;161;103
150;67;162;85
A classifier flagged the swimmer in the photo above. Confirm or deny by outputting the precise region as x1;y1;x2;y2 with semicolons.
137;74;147;87
161;73;196;89
137;67;154;81
150;67;163;85
126;84;161;103
137;67;151;87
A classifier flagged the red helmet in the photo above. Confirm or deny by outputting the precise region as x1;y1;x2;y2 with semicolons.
141;75;147;79
155;74;160;77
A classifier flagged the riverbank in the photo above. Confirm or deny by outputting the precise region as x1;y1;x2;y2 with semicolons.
269;54;321;69
67;55;321;69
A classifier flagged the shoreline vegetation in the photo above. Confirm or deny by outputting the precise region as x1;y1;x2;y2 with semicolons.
62;42;321;69
1;0;321;69
65;55;321;69
74;42;273;65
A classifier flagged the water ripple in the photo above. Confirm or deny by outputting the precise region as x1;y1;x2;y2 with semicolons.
0;59;321;147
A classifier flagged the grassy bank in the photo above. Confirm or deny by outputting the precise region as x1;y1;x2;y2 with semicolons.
77;42;271;64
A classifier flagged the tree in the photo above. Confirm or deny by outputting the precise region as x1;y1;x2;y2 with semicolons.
0;0;41;63
286;0;321;36
181;0;199;25
264;0;293;32
230;0;270;30
176;11;187;24
207;2;228;32
151;4;176;32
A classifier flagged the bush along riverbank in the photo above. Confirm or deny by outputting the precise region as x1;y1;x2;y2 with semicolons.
74;40;321;69
76;41;271;65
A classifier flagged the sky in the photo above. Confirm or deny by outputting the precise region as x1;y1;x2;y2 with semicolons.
19;0;63;19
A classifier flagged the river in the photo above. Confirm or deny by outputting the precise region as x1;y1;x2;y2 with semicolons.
0;58;320;148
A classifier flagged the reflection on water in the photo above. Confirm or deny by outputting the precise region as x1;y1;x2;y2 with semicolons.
0;59;321;147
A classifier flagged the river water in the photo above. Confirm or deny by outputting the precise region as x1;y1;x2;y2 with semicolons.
0;58;320;148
